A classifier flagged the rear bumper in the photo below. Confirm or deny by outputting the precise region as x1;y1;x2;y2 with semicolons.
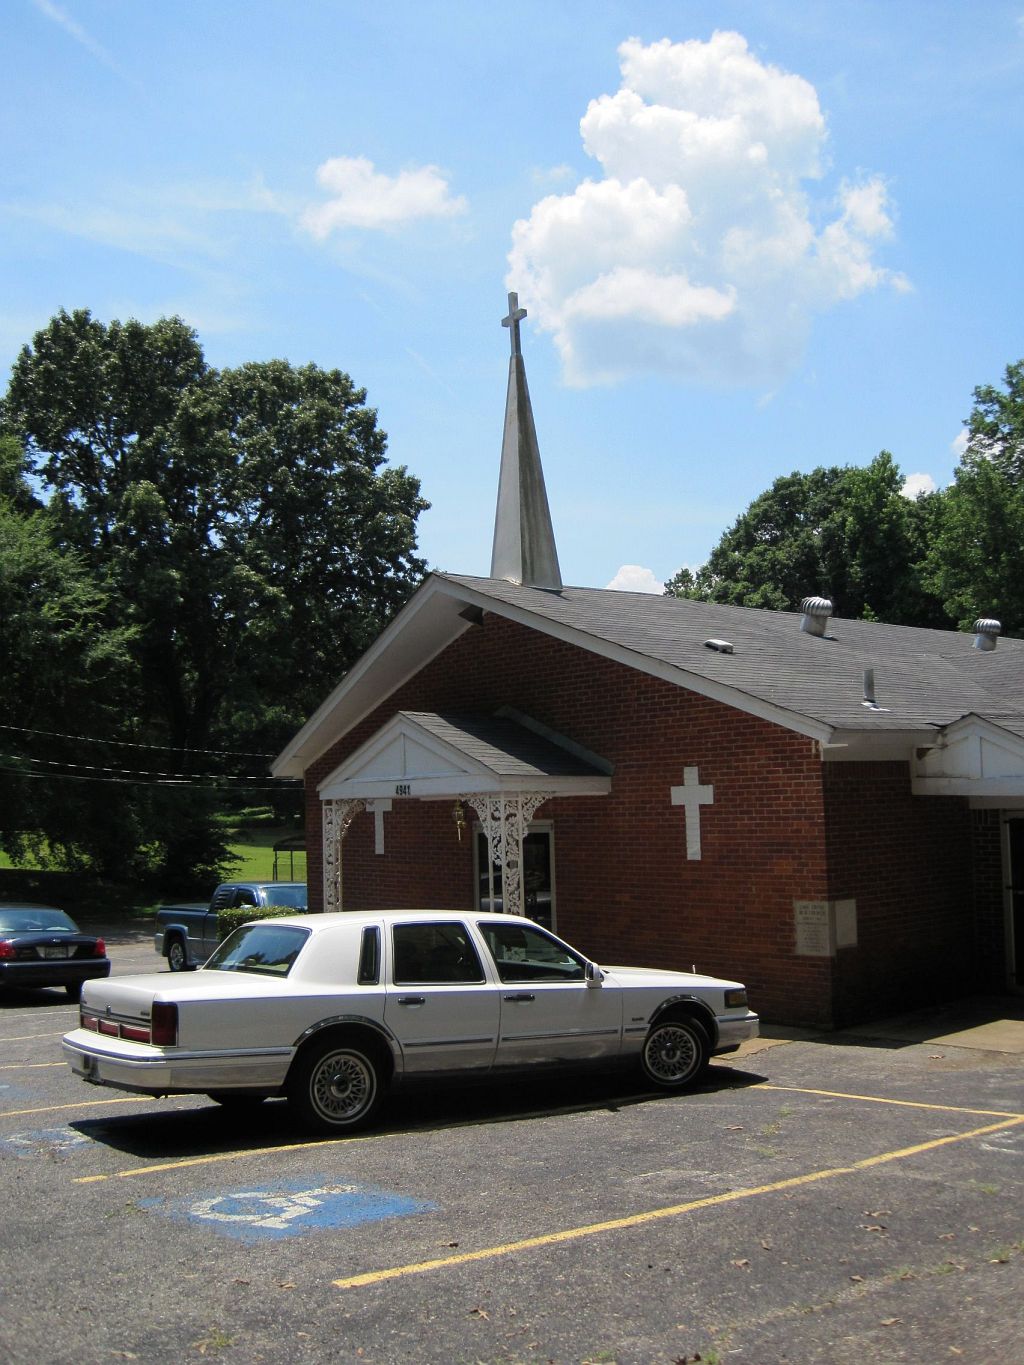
0;961;110;990
61;1030;292;1096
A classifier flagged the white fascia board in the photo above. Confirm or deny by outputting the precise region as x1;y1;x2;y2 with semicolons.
433;579;834;744
821;729;938;762
320;775;612;800
272;578;471;777
913;776;1024;798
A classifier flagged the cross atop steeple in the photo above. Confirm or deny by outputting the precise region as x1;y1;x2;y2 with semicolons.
501;291;527;357
490;288;562;591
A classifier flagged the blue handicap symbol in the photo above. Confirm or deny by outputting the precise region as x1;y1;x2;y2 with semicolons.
140;1177;437;1242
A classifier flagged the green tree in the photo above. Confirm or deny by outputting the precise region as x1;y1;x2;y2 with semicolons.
2;309;429;880
666;452;949;626
0;446;149;878
923;361;1024;635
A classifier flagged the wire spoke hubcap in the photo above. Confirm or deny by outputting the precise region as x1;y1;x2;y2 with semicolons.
645;1025;697;1082
311;1052;372;1120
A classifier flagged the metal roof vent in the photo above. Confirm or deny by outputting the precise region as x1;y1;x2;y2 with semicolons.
973;618;1001;651
704;638;734;654
800;596;833;638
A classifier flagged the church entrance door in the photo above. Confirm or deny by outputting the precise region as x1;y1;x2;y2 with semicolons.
476;825;555;930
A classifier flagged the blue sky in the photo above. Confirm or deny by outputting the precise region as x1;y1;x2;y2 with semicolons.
3;1;1022;592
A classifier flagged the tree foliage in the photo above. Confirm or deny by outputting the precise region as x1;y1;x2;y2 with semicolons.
922;361;1024;635
1;309;428;882
666;452;948;626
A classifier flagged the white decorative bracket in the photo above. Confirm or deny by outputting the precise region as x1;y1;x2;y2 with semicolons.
322;798;365;912
670;766;714;861
463;792;551;916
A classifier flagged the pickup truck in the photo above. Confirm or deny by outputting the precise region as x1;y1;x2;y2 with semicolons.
154;882;307;971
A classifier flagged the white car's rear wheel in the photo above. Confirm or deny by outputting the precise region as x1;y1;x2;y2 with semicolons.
287;1039;384;1132
640;1018;709;1089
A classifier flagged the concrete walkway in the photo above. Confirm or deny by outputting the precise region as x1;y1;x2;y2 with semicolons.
735;994;1024;1060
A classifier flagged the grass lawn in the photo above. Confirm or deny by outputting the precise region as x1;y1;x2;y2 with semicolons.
227;826;306;883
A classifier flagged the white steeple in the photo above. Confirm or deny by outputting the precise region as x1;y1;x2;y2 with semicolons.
489;291;562;591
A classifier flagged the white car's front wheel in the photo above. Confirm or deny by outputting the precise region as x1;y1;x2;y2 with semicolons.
287;1038;384;1132
640;1017;709;1089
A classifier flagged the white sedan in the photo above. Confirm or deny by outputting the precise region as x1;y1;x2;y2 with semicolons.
62;910;759;1132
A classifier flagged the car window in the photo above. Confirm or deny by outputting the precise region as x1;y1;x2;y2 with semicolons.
234;888;259;907
262;885;307;909
205;924;309;976
0;909;77;933
479;921;586;983
358;926;381;985
392;922;485;985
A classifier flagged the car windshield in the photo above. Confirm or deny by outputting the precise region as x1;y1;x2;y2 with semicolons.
205;923;309;976
0;909;77;933
261;886;307;909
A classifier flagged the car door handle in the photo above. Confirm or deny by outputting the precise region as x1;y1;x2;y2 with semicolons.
397;995;426;1006
503;993;535;1002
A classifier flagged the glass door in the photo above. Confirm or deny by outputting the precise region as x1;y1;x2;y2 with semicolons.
475;824;555;931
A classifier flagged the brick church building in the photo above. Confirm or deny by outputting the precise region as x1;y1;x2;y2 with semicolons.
274;296;1024;1028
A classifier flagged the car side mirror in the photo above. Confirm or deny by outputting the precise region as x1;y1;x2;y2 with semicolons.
584;960;603;988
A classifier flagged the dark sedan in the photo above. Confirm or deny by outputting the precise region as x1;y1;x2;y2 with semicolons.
0;904;111;1000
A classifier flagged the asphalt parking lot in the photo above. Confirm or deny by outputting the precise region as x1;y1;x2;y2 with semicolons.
1;930;1022;1365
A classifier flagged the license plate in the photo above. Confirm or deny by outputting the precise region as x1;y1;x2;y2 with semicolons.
40;946;69;960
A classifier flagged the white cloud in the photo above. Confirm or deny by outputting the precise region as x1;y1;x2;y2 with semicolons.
951;428;969;459
508;31;908;387
605;564;665;593
302;157;467;237
901;472;937;500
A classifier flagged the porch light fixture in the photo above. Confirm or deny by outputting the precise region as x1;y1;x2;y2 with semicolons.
452;800;466;843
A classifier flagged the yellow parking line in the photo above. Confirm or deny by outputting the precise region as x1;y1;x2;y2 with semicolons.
0;1032;66;1042
0;1062;65;1070
332;1114;1024;1289
760;1084;1024;1119
2;1097;153;1119
74;1131;377;1183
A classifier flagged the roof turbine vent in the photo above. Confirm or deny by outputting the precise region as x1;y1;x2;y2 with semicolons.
800;596;833;638
973;618;1001;652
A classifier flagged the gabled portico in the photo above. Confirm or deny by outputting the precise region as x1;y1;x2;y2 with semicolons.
913;713;1024;805
318;710;611;916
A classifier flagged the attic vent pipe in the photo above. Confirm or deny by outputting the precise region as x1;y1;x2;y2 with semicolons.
973;618;1001;651
863;669;876;704
800;596;833;638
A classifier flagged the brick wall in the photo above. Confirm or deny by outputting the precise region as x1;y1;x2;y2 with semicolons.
306;612;839;1026
823;762;974;1026
971;809;1005;987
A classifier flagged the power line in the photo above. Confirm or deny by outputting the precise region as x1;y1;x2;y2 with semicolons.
0;722;276;759
3;753;292;782
0;764;298;791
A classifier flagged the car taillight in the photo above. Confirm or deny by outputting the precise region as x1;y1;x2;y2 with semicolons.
150;1001;178;1046
120;1023;151;1043
0;940;14;959
81;1011;98;1031
93;939;106;957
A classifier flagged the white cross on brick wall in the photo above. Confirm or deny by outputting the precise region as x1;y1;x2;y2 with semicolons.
670;767;714;861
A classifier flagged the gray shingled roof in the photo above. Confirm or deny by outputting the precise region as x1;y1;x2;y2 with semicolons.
441;575;1024;734
403;712;608;778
